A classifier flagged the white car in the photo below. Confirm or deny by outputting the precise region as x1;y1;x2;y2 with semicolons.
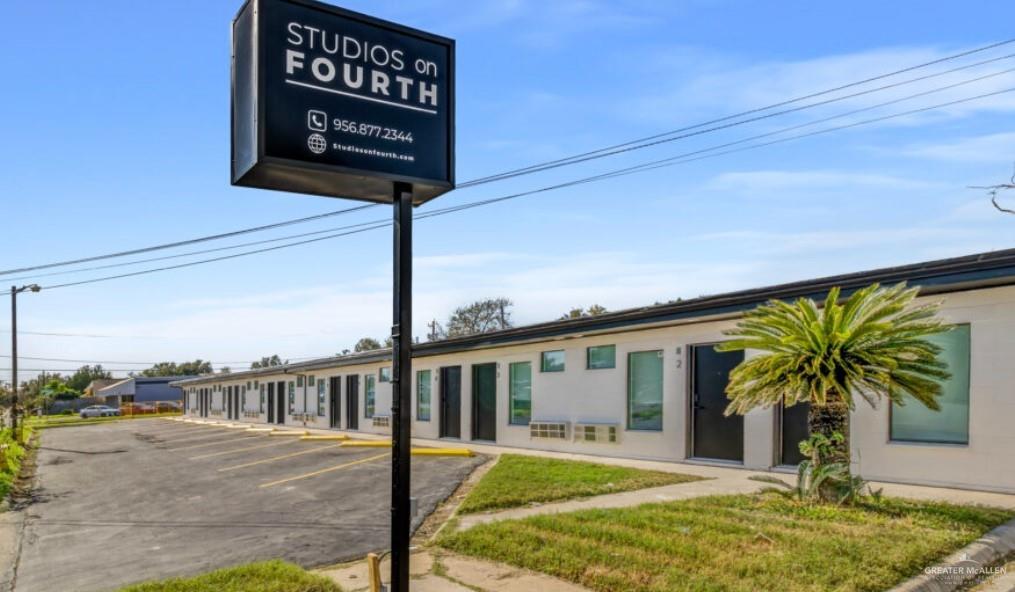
80;405;121;418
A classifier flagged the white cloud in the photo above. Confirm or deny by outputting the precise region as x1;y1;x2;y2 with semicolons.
628;45;1015;129
900;132;1015;163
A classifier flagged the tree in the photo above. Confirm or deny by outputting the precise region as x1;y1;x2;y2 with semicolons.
354;337;383;352
140;360;213;377
717;282;950;473
66;365;113;393
446;297;513;337
250;355;285;369
559;304;608;320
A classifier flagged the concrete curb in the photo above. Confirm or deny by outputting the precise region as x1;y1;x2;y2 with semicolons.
888;518;1015;592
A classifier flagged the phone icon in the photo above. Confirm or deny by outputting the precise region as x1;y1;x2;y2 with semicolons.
307;110;327;132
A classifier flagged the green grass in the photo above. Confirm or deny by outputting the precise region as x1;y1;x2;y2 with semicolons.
439;493;1014;592
117;560;342;592
0;426;34;499
28;411;182;429
457;454;706;514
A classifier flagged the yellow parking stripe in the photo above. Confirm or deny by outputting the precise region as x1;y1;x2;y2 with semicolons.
218;443;345;473
411;448;474;457
188;438;298;460
259;452;389;489
341;440;392;447
166;435;257;452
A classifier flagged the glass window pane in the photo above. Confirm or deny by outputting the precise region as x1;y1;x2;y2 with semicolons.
380;367;391;382
318;381;326;416
891;325;970;444
509;362;532;425
628;350;663;431
541;350;565;372
288;381;295;414
417;370;431;421
365;375;376;418
587;345;616;369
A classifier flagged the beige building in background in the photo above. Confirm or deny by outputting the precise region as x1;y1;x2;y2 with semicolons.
175;249;1015;493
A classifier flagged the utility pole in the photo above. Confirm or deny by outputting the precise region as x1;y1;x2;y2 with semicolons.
10;284;40;442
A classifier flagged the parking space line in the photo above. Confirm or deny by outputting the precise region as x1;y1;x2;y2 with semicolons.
259;452;389;488
141;426;215;436
166;435;259;452
160;430;255;444
218;443;345;472
189;438;299;460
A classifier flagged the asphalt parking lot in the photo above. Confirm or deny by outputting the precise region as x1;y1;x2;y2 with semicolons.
14;419;484;592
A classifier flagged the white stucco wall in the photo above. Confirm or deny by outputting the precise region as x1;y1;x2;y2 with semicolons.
181;284;1015;493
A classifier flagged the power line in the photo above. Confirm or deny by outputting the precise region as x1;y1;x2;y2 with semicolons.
8;64;1013;288
0;203;378;277
458;38;1015;187
31;84;1015;292
3;38;1013;279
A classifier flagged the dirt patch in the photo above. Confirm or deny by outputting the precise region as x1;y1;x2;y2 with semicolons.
413;455;499;544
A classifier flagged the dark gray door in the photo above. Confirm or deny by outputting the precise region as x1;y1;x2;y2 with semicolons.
691;345;744;462
346;375;359;430
471;363;497;442
266;383;275;423
440;366;461;439
275;381;286;425
329;376;341;429
780;400;810;465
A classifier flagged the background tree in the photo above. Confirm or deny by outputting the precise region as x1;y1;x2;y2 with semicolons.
250;355;285;369
66;365;113;393
717;283;950;468
354;337;383;352
139;360;213;377
446;297;513;337
559;304;608;320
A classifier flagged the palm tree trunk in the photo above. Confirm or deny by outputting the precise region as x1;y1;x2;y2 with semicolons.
807;389;850;466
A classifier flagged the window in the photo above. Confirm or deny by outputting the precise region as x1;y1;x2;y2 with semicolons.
297;375;304;387
254;380;259;389
308;375;316;387
628;350;663;431
288;381;295;414
242;387;247;409
259;384;265;413
587;345;616;369
509;362;532;425
890;325;971;444
317;381;326;416
379;367;391;382
541;350;565;372
246;381;252;390
416;370;431;421
365;375;376;418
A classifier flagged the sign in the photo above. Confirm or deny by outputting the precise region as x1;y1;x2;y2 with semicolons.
231;0;455;204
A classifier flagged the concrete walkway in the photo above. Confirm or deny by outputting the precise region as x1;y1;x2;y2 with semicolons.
319;549;589;592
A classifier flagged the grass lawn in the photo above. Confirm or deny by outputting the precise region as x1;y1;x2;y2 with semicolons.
457;454;706;514
439;493;1014;592
117;560;341;592
0;425;34;499
28;412;181;429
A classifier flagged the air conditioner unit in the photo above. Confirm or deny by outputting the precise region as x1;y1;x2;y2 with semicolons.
573;422;620;444
529;420;569;440
372;415;391;429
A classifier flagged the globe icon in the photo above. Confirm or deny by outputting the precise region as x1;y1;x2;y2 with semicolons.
307;133;328;154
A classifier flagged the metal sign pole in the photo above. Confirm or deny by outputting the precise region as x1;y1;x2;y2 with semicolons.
390;181;413;592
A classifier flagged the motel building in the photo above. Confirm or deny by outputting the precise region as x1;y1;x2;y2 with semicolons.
173;248;1015;494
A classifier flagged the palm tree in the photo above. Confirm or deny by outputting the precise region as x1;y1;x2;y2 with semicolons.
716;282;951;466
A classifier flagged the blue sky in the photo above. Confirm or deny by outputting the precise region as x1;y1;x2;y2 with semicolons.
2;0;1014;376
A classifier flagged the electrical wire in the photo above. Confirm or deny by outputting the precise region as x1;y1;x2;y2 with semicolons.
3;38;1013;278
31;85;1015;292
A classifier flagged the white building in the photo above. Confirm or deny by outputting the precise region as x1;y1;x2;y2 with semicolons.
174;249;1015;493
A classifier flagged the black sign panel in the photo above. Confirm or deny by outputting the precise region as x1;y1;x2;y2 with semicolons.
232;0;455;204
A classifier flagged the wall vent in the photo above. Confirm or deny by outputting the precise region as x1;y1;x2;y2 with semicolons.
573;422;619;444
529;420;569;440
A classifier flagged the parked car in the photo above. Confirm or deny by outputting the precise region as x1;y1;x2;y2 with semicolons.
80;405;121;418
155;401;182;412
121;403;156;415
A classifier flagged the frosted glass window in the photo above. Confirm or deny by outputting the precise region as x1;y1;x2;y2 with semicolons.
365;375;376;418
891;325;970;444
416;370;431;421
587;345;616;369
628;350;663;431
509;362;532;425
